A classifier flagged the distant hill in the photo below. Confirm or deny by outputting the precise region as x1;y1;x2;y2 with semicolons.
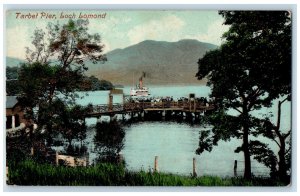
86;39;217;85
6;39;218;85
6;57;25;67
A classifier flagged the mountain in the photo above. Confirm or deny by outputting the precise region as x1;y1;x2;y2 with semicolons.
6;39;218;85
6;57;25;67
86;39;217;85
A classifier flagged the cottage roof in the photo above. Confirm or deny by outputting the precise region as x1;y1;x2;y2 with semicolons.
6;96;18;109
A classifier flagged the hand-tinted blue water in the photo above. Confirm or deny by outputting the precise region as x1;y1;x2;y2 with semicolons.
75;86;291;177
122;121;244;176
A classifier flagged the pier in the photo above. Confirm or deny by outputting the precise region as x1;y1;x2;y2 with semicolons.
85;100;215;118
83;89;215;121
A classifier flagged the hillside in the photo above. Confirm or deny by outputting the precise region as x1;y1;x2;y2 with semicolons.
6;57;24;67
6;39;218;86
87;39;217;85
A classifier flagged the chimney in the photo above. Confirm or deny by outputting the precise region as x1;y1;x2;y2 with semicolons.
139;77;143;89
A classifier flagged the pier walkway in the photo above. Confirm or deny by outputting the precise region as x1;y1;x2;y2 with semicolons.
85;101;215;118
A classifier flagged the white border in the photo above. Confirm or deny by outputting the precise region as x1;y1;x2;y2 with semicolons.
1;0;298;194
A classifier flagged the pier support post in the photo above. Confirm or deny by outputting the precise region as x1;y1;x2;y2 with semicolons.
96;116;101;123
112;114;117;121
141;111;145;118
154;156;159;173
108;94;113;112
193;157;197;177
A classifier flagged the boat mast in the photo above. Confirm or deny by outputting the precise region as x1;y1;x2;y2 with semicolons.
132;72;135;89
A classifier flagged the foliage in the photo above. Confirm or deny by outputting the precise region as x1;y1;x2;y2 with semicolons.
6;80;21;96
94;120;125;163
7;159;288;186
6;66;19;80
79;75;113;91
6;67;21;95
52;104;88;146
26;19;107;67
17;19;106;145
256;96;292;181
195;11;291;179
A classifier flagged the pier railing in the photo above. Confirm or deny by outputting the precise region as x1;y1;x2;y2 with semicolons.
86;101;215;116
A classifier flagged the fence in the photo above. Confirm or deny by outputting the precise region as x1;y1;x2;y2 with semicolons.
150;156;270;178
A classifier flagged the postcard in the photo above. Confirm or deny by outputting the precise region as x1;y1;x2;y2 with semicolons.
5;8;292;188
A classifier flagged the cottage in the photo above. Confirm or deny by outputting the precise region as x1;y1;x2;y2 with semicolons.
6;96;26;132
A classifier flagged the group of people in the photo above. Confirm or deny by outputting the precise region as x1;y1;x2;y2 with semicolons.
128;96;213;107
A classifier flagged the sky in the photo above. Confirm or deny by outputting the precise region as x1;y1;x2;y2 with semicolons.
6;10;229;60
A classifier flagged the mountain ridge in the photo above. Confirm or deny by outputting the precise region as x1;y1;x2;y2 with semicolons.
6;39;218;85
87;39;217;85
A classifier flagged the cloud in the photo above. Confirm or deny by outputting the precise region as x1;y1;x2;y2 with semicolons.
6;22;50;59
6;25;29;59
184;19;230;45
101;39;111;53
127;15;185;45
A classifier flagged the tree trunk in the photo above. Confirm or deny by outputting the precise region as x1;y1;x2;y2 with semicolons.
243;124;252;179
275;99;289;182
242;102;252;179
278;137;287;181
46;123;53;146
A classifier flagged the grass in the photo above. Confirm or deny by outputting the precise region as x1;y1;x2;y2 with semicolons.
7;159;286;186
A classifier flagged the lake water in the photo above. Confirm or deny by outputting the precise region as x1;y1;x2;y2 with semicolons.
75;86;291;177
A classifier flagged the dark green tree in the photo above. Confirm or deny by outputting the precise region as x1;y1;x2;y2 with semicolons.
23;19;107;103
94;120;125;163
79;75;113;91
6;66;19;80
196;11;291;180
258;96;291;182
52;104;87;147
6;67;22;95
18;19;107;144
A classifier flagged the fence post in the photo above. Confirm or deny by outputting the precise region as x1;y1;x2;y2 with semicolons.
86;152;89;166
154;156;159;173
55;152;59;166
234;160;237;177
193;157;197;177
30;147;34;156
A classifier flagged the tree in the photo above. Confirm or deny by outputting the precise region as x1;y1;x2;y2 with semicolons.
18;19;107;144
196;11;291;179
53;104;87;147
6;67;22;95
24;19;107;103
258;96;291;182
94;120;125;163
79;75;114;91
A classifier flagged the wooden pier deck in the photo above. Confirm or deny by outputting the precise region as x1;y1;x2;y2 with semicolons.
85;101;215;118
